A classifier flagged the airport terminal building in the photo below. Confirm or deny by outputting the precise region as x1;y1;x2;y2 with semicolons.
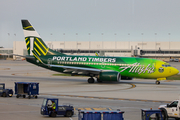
1;41;180;61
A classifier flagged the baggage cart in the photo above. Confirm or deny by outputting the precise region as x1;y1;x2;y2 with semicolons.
15;82;39;99
78;110;124;120
141;109;163;120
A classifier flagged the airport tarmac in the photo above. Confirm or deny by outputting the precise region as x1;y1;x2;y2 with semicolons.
0;60;180;120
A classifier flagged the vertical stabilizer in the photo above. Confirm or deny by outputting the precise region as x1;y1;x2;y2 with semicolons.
21;20;65;56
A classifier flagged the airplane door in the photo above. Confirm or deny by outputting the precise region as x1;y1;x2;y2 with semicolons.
169;67;171;73
47;58;52;64
101;62;105;68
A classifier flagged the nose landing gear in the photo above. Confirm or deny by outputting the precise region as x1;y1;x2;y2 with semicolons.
155;80;160;85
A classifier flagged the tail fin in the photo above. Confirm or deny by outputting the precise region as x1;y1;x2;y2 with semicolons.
21;20;64;56
95;51;99;56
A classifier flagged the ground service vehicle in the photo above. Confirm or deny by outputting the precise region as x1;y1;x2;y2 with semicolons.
141;109;163;120
0;83;13;97
41;98;74;117
159;97;180;120
174;58;179;62
15;82;39;99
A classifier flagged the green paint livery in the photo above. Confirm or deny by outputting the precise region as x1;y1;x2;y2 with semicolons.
21;20;179;84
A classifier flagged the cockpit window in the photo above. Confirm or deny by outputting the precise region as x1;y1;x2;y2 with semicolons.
162;63;171;67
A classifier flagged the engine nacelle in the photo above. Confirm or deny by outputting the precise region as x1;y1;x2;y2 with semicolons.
97;71;121;82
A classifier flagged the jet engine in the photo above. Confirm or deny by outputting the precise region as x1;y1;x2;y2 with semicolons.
97;71;121;82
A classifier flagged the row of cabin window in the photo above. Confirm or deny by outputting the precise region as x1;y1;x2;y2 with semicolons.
56;61;144;67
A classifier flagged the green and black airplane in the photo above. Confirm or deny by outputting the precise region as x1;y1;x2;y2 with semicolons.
20;20;179;84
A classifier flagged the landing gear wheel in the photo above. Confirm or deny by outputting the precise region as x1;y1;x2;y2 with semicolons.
65;111;73;117
16;95;19;98
156;81;160;85
88;78;95;83
23;95;26;98
35;96;38;99
97;79;102;83
28;95;31;99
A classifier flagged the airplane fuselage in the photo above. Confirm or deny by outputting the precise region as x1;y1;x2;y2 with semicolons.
33;55;177;79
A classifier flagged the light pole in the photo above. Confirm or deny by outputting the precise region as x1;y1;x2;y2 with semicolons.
128;33;130;49
63;33;65;49
168;33;171;50
101;33;103;49
141;33;143;49
115;33;117;49
155;33;157;49
89;33;91;49
76;33;78;49
50;33;53;49
14;34;16;50
8;33;10;48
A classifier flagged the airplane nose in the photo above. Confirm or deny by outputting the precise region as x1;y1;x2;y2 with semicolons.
172;67;179;75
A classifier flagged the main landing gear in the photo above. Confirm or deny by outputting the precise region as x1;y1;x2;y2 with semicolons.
155;80;160;85
87;78;102;83
88;77;95;83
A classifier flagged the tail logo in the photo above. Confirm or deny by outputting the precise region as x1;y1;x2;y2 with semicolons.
23;26;33;30
25;37;49;56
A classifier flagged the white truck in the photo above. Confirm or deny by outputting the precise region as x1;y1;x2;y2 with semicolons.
159;98;180;120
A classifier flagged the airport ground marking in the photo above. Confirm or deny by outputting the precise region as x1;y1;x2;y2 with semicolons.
74;108;112;111
40;93;171;103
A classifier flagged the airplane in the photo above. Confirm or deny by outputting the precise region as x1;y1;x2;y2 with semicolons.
20;20;179;85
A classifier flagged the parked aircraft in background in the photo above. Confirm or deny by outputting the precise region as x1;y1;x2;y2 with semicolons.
20;20;179;84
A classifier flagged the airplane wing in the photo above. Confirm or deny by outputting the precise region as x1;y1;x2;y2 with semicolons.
33;51;101;75
48;64;102;74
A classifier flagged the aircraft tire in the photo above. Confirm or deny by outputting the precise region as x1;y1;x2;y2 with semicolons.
88;78;94;83
155;81;160;85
